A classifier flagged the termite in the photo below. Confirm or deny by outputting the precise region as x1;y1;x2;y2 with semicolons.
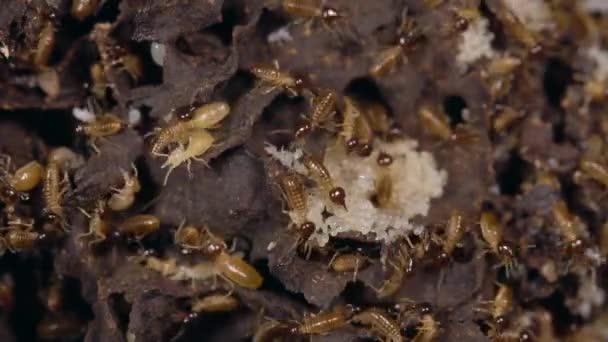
340;96;362;149
34;20;56;67
75;113;127;153
579;157;608;188
483;56;521;99
48;147;83;171
282;0;341;24
150;101;230;157
369;46;404;78
419;105;451;140
108;164;140;211
253;320;291;342
78;201;111;247
250;63;304;97
413;314;441;342
279;173;308;225
301;154;347;210
374;247;414;299
1;229;40;253
42;161;68;229
374;172;393;208
492;105;524;134
90;62;106;100
191;293;239;313
289;305;352;336
551;200;586;255
492;3;539;50
295;89;338;138
9;161;44;192
174;222;204;250
479;211;516;276
449;7;481;33
434;209;467;264
354;113;374;156
201;228;264;289
161;130;215;185
72;0;99;21
351;308;403;342
476;284;514;333
329;252;368;282
117;214;160;241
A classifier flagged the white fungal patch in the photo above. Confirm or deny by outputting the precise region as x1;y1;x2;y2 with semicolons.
456;18;496;70
503;0;554;32
264;144;306;173
267;27;293;44
72;107;96;122
586;45;608;82
268;139;447;246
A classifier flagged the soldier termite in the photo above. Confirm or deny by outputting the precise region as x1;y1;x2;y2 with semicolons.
413;314;441;342
108;164;141;211
351;308;403;342
295;89;338;138
479;211;516;276
191;293;239;313
150;101;230;157
42;161;68;230
9;161;44;192
301;154;347;210
579;157;608;188
161;130;215;185
250;63;304;97
117;214;160;242
77;201;110;248
551;200;587;255
72;0;99;21
34;20;56;68
75;113;127;153
289;305;352;336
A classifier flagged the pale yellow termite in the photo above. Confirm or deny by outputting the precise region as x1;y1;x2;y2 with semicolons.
161;130;215;185
108;164;141;211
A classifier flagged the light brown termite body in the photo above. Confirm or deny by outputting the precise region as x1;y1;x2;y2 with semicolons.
413;314;441;342
117;214;160;240
42;161;67;227
282;0;341;22
76;114;126;140
279;173;308;225
161;130;215;184
340;96;362;145
370;46;403;78
191;293;239;313
375;248;414;299
479;211;516;274
72;0;99;21
10;161;44;192
214;250;263;289
292;306;350;336
310;89;337;130
552;200;586;254
374;173;393;208
351;308;403;342
34;21;56;67
151;102;230;157
419;105;451;140
354;113;374;156
492;106;523;133
492;284;513;321
108;165;140;211
330;253;368;273
442;210;466;256
3;230;39;253
579;157;608;188
174;223;206;250
250;65;303;96
90;63;106;99
301;155;346;209
78;203;110;247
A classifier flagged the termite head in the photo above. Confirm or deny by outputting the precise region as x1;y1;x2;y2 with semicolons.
432;250;450;267
1;186;17;203
417;302;434;315
322;6;341;21
497;242;515;260
174;105;194;121
346;138;359;152
565;238;586;256
519;330;533;341
42;209;59;224
357;143;373;157
493;315;509;332
377;152;393;166
329;187;347;210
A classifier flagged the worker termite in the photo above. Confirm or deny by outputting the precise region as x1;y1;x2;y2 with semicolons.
161;130;215;185
201;229;264;289
150;101;230;157
117;214;160;242
9;161;45;192
282;0;342;25
413;314;441;342
72;0;99;21
482;56;522;100
295;89;338;138
34;20;56;68
434;209;467;265
90;63;106;100
374;246;414;299
108;164;140;211
42;161;68;230
551;200;587;255
492;105;524;134
492;3;539;50
479;211;517;276
579;157;608;188
288;305;352;336
174;222;205;251
301;154;347;210
419;104;452;140
75;113;127;153
191;293;239;313
279;173;308;225
48;147;83;171
77;201;111;248
250;63;304;97
329;252;369;282
351;308;403;342
476;283;514;333
1;229;40;254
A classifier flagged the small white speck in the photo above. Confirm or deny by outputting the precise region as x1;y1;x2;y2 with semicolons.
489;184;501;195
461;108;471;122
128;107;142;126
72;107;95;122
547;158;559;169
585;0;608;12
267;27;293;44
150;42;166;66
267;241;276;251
0;43;9;59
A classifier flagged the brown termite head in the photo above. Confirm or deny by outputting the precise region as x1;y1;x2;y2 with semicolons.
377;152;393;167
346;138;359;152
200;228;228;257
329;187;347;210
34;20;56;68
118;214;160;240
10;161;44;192
72;0;99;21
